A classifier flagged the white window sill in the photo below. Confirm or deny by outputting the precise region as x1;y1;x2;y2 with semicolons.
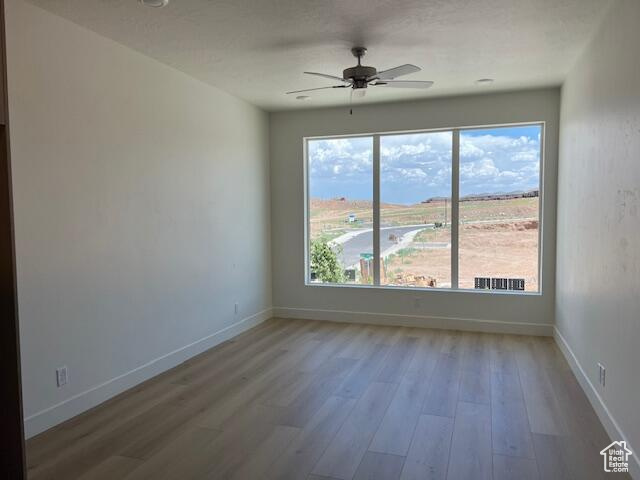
304;281;542;296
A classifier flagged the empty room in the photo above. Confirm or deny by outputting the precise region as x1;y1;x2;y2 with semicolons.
1;0;638;479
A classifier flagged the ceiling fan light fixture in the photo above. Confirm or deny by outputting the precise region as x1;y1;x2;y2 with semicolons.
139;0;169;7
285;47;434;96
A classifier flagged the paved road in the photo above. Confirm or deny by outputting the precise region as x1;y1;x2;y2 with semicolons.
338;225;431;268
335;216;537;269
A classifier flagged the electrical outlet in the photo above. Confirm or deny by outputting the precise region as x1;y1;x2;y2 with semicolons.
598;363;606;387
234;303;239;315
56;366;68;387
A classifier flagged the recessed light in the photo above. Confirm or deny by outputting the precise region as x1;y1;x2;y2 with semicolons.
475;78;494;85
139;0;169;7
296;95;310;101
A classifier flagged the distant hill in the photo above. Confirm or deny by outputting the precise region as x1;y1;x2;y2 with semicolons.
311;190;539;210
421;189;538;203
460;189;539;202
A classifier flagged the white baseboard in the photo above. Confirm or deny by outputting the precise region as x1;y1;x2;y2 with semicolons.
554;327;639;479
273;307;553;336
24;308;272;439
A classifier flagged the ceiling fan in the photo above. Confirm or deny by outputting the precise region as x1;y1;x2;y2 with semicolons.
286;47;434;98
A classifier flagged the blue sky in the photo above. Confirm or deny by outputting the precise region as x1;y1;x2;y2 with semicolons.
308;125;541;205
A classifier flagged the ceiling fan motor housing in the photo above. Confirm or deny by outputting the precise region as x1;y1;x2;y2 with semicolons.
343;66;377;88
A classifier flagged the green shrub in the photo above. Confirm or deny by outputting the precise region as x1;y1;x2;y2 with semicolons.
310;240;345;283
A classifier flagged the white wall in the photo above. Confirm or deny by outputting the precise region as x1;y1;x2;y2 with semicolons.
6;0;271;437
556;0;640;474
270;89;560;334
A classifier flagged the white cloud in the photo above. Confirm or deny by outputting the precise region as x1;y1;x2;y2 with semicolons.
309;127;541;203
461;158;499;178
459;142;484;158
397;167;428;179
309;138;373;180
459;131;541;194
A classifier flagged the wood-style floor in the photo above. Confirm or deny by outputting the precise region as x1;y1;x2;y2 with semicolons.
26;318;628;480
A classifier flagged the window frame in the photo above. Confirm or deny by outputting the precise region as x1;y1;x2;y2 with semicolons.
304;121;545;296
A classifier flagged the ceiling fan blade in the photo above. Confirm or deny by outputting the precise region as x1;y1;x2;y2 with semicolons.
373;80;434;89
304;71;349;83
285;85;349;94
371;64;421;81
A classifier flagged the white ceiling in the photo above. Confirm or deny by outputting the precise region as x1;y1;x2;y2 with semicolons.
28;0;611;111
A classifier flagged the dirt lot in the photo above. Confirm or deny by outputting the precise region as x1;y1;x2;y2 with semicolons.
310;197;540;292
310;197;538;240
384;220;539;291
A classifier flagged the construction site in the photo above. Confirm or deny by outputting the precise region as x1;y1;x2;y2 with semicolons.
309;194;540;292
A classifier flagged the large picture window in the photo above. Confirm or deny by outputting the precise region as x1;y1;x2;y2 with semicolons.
306;123;543;293
380;132;452;288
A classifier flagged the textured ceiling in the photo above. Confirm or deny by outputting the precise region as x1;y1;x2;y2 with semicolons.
27;0;611;111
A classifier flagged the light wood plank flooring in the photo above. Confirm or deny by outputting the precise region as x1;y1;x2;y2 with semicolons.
26;318;629;480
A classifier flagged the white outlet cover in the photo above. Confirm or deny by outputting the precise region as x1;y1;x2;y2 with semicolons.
56;366;68;387
597;363;606;387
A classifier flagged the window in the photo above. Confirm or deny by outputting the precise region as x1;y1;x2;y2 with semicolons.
380;132;452;288
308;137;373;285
306;123;543;293
459;126;541;292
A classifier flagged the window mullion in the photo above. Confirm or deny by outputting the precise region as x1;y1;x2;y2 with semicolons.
373;135;381;285
451;130;460;289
